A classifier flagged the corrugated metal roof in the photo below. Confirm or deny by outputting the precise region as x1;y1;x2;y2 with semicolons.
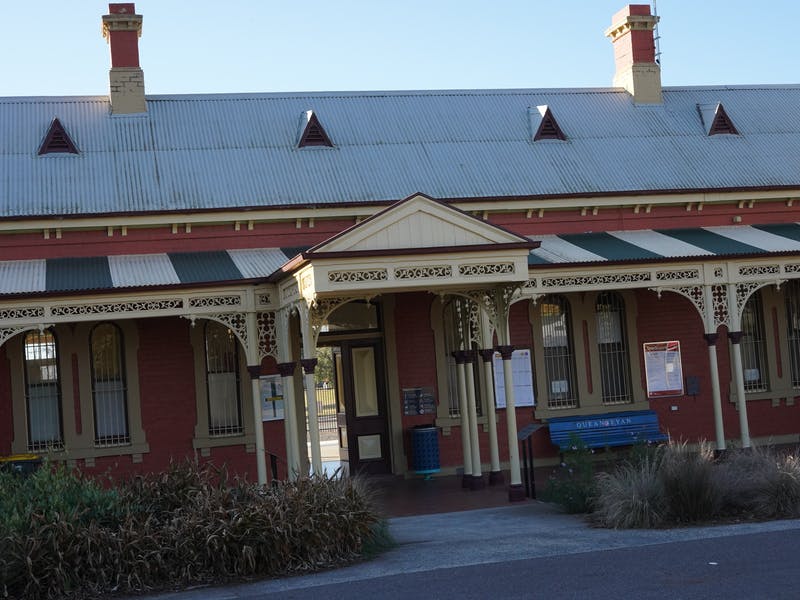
0;248;293;297
3;86;800;218
530;224;800;264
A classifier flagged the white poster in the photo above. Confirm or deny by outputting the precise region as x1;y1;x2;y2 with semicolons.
492;349;535;408
643;340;684;398
260;375;285;421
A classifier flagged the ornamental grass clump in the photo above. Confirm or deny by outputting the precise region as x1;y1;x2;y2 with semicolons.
0;460;384;599
591;452;667;529
658;441;722;523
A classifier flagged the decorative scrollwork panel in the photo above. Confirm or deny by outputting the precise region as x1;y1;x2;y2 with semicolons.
328;269;387;283
394;265;452;279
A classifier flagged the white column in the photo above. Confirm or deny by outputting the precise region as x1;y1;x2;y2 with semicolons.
480;349;502;483
245;312;267;486
704;334;726;451
498;344;524;501
278;361;301;479
454;351;473;485
464;353;483;488
729;332;752;448
302;358;323;476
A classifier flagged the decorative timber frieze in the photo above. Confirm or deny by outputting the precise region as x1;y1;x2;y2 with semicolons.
394;265;452;279
328;269;388;283
655;269;700;281
458;262;515;276
0;307;45;320
738;264;780;277
541;272;651;289
188;295;241;309
51;299;183;317
257;311;277;360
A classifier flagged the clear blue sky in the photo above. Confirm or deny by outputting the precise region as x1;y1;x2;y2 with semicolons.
1;1;797;97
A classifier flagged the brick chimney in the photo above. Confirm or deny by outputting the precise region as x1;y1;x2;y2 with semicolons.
605;5;661;104
102;3;146;114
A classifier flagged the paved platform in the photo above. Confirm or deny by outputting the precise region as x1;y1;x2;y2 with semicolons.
140;501;800;599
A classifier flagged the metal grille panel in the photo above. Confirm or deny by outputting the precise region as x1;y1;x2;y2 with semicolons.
90;323;130;446
205;321;243;436
23;329;63;452
785;281;800;388
596;293;633;405
540;296;578;409
741;292;769;393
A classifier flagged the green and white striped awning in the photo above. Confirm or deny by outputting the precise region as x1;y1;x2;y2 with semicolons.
0;248;302;297
529;224;800;265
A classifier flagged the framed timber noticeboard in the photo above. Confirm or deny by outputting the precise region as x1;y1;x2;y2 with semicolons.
643;340;684;398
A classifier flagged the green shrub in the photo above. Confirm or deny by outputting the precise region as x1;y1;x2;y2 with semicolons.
0;460;384;599
592;453;667;528
542;437;596;513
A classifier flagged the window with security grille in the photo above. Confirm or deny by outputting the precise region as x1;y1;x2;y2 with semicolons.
741;291;769;393
205;321;243;436
596;292;633;405
23;329;63;451
786;281;800;388
540;295;578;409
91;323;130;446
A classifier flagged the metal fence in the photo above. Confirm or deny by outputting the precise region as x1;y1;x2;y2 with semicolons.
310;388;338;433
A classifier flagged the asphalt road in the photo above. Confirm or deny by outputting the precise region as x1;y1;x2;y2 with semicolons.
143;502;800;600
259;529;800;599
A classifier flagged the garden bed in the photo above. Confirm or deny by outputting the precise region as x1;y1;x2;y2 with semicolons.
0;461;386;599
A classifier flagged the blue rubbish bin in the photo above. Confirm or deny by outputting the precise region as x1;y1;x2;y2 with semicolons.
411;425;440;478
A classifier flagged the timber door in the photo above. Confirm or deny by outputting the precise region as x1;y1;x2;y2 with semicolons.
334;340;391;475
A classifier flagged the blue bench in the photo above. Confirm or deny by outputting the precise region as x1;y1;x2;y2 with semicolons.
548;410;669;451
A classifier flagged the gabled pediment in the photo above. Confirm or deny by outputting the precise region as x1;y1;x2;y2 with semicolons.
307;193;532;256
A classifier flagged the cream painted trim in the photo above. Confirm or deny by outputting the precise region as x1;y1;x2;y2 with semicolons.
190;319;255;453
9;321;150;461
8;328;76;455
307;249;529;300
382;296;405;475
524;256;800;298
312;194;528;253
531;291;646;420
3;190;799;236
0;285;278;328
729;285;798;406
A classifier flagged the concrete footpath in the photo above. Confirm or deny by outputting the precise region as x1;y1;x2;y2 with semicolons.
141;501;800;599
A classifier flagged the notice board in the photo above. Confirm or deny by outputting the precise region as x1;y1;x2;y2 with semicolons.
643;340;684;398
492;349;535;408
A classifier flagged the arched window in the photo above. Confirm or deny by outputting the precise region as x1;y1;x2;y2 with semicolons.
23;329;63;451
741;291;769;393
205;321;242;436
539;295;578;409
90;323;130;446
595;292;633;404
785;281;800;388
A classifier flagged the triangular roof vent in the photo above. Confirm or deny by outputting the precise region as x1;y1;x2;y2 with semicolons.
297;110;333;148
38;118;79;155
530;105;566;141
698;103;739;136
